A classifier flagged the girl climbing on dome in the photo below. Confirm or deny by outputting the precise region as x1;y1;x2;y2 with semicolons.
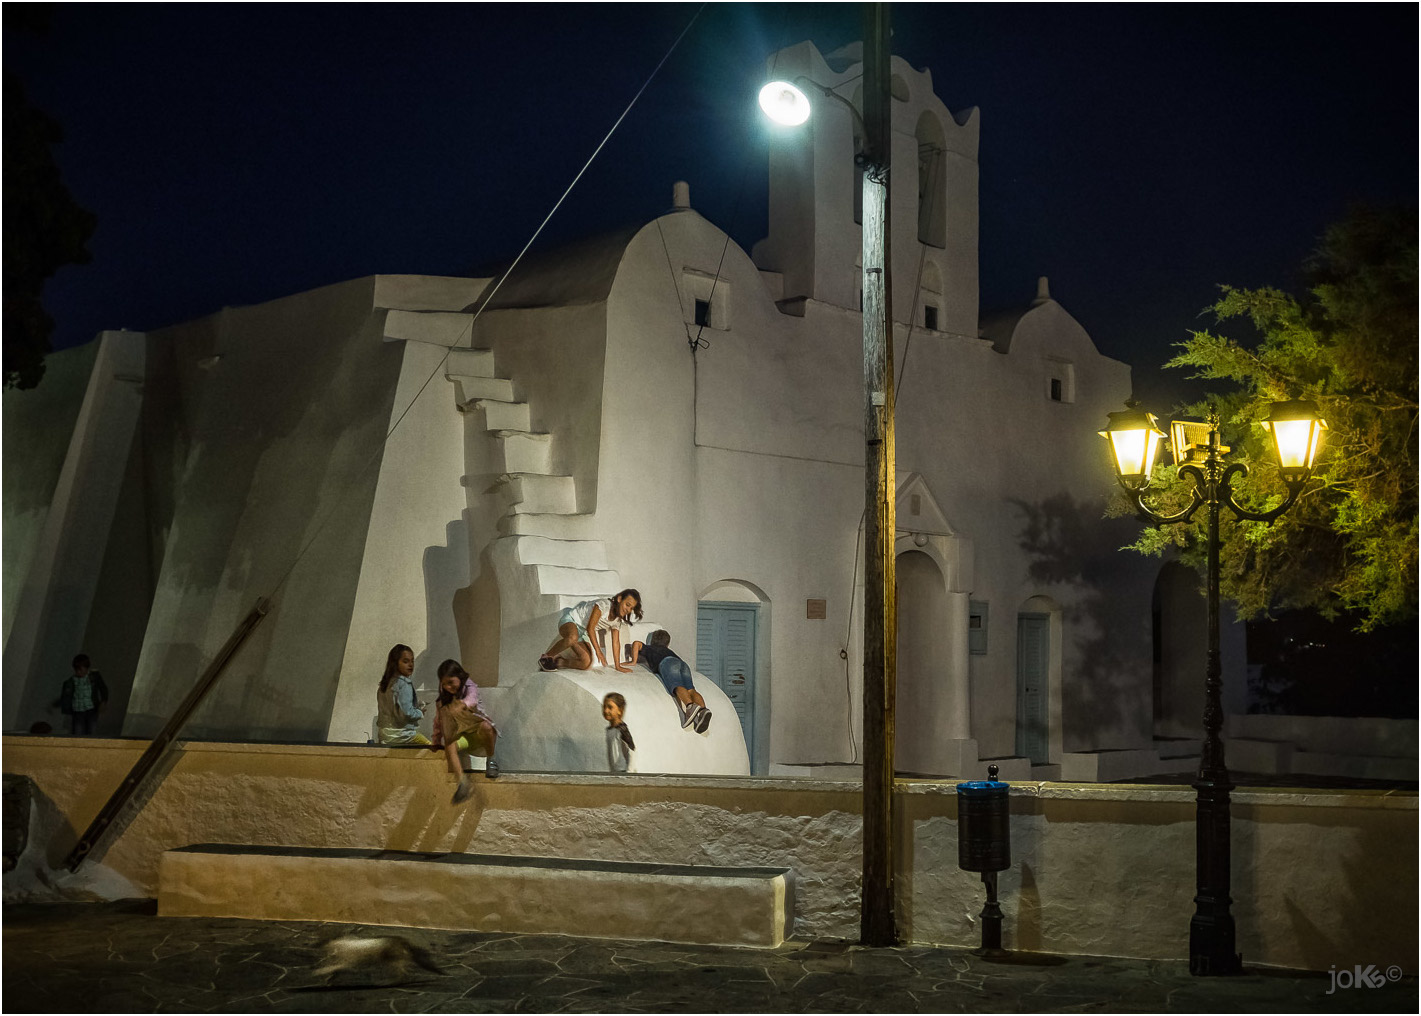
537;588;643;673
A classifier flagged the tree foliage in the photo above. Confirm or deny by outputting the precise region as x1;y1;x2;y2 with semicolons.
3;70;97;390
1113;206;1418;631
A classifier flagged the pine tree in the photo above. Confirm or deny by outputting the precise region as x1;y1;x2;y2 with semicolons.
1113;206;1418;632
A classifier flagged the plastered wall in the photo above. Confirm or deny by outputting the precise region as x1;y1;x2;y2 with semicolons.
4;737;1413;972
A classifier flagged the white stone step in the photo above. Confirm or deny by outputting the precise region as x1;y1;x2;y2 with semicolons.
499;513;598;540
159;845;792;948
451;376;520;404
499;473;576;515
464;400;531;432
374;275;491;313
384;309;476;347
533;564;622;597
446;348;496;376
494;431;552;474
511;535;608;570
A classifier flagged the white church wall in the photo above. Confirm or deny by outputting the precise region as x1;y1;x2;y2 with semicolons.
594;216;704;658
461;302;610;681
695;446;864;766
2;339;101;648
2;332;145;733
326;337;471;744
123;278;405;741
753;43;980;341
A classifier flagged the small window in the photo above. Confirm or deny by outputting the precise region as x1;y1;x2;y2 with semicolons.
969;600;989;655
1044;360;1076;403
682;270;730;331
924;305;939;331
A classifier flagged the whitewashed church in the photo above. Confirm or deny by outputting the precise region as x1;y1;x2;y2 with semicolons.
5;41;1239;780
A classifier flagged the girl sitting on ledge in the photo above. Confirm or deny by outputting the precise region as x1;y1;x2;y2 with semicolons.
432;659;498;802
375;644;429;745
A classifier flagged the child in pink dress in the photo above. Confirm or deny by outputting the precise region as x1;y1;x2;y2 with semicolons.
432;659;498;803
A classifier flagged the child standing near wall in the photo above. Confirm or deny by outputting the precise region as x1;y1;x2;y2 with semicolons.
626;630;712;733
57;654;108;737
603;692;635;772
538;589;643;672
433;660;498;803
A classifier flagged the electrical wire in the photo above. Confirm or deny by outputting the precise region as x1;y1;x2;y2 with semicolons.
264;5;707;603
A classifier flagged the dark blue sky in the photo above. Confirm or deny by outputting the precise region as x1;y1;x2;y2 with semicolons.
7;3;1416;410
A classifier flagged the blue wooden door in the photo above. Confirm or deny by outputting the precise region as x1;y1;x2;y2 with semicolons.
695;602;757;758
1016;613;1050;763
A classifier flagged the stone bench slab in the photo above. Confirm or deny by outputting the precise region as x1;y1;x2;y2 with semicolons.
158;844;793;948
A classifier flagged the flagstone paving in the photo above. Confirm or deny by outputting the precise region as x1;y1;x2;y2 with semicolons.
3;900;1416;1013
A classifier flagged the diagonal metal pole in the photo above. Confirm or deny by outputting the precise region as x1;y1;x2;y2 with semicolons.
64;599;270;871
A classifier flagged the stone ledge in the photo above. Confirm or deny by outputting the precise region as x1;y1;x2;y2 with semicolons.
158;844;793;948
5;736;1412;809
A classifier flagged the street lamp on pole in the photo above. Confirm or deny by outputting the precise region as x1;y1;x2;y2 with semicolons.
1100;399;1326;975
759;2;898;947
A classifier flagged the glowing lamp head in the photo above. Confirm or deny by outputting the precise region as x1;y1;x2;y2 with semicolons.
1261;399;1326;480
1100;405;1166;486
1169;418;1218;465
759;80;811;126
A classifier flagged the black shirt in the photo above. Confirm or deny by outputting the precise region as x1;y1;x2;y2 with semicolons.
638;642;680;672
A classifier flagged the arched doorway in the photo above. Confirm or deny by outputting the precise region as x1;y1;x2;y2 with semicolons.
697;579;771;775
895;550;950;774
1153;562;1205;738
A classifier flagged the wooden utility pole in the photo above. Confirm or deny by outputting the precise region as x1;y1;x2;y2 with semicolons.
859;0;897;948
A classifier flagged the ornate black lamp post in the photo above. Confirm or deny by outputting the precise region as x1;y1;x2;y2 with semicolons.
1100;399;1326;975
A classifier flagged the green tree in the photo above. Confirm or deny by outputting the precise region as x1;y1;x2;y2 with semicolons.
1115;206;1418;631
3;70;97;389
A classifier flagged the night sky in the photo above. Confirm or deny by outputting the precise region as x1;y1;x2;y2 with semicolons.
6;3;1417;410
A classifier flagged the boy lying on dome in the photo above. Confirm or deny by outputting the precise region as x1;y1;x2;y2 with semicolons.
625;629;711;734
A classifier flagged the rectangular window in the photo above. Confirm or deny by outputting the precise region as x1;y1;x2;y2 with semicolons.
924;305;939;331
969;600;989;655
682;269;730;331
1045;359;1076;403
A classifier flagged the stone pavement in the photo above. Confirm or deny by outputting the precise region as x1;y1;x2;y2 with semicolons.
3;901;1416;1014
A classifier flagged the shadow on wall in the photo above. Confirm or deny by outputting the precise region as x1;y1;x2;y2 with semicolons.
1010;493;1153;750
423;519;476;675
1235;803;1418;971
127;309;402;742
466;544;501;684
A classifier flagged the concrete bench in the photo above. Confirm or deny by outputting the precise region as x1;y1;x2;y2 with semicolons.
157;844;794;948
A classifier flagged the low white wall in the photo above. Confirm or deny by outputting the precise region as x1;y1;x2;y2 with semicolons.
2;736;1413;972
1228;713;1418;758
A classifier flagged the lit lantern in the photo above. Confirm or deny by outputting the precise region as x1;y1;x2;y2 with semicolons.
758;80;811;126
1261;399;1326;481
1169;418;1214;465
1100;405;1166;486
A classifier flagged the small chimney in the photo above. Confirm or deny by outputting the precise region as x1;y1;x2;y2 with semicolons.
1031;276;1051;306
673;181;691;210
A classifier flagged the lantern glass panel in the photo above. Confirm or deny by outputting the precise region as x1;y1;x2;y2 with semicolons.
1108;426;1162;479
1270;418;1317;472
